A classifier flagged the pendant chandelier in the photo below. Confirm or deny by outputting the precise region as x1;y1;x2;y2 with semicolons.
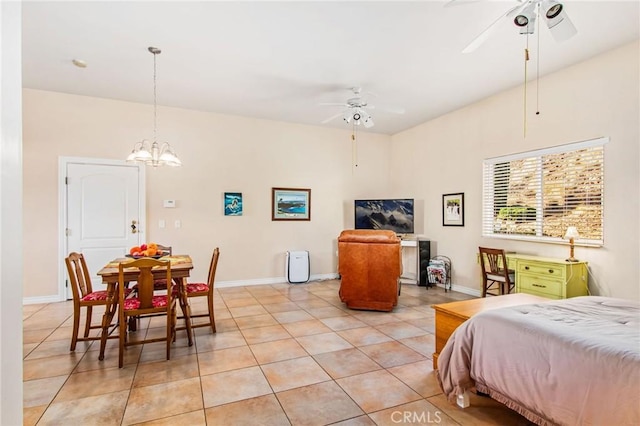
126;47;181;167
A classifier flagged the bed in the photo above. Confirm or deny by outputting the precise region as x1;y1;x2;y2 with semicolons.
436;296;640;426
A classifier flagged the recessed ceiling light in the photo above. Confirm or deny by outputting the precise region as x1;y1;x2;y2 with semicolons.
72;59;87;68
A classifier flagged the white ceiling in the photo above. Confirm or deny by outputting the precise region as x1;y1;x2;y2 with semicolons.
22;1;640;135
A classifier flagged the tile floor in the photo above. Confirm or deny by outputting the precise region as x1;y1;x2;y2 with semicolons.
23;280;534;425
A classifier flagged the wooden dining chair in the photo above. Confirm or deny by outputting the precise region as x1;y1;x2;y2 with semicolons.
65;252;126;351
151;244;173;290
478;247;515;297
176;248;220;333
130;244;174;294
117;258;176;368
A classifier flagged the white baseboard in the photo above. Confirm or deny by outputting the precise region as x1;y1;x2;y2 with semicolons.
25;274;471;302
23;295;66;305
443;283;481;297
216;273;339;288
309;273;340;282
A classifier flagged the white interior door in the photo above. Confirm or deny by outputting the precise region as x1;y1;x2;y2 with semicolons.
65;161;144;298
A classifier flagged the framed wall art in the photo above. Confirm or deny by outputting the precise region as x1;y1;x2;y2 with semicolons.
224;192;243;216
443;192;464;226
272;187;311;221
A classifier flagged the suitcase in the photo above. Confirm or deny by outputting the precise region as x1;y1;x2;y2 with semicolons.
286;250;310;284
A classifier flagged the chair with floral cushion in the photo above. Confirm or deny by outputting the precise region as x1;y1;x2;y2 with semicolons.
151;244;173;290
155;244;172;257
130;244;173;295
117;257;176;368
65;252;130;351
176;248;220;333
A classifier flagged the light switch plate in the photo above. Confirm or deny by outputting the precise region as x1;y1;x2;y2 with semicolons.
163;200;176;208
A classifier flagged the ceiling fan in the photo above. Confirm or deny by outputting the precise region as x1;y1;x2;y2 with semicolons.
452;0;577;53
319;87;405;129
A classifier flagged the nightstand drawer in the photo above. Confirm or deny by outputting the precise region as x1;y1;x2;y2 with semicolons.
518;262;566;279
518;273;563;297
520;288;562;300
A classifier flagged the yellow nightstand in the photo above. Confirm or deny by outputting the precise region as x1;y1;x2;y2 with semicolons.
476;253;589;299
512;255;589;299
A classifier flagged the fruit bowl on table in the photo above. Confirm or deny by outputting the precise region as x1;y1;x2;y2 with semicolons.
125;254;164;259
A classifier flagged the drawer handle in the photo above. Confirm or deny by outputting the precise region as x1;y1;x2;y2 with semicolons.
548;269;554;274
532;283;546;288
524;266;530;270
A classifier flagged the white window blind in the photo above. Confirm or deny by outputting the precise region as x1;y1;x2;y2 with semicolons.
482;137;607;245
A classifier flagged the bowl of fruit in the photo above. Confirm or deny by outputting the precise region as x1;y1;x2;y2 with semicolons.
127;243;163;259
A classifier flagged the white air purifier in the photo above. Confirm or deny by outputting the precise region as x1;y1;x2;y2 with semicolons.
286;250;310;284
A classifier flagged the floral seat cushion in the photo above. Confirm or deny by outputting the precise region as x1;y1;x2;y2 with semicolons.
123;295;168;310
171;283;209;295
153;279;169;289
132;280;169;291
186;283;209;293
81;288;131;302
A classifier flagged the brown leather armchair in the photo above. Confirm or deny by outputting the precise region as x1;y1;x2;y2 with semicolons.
338;229;402;312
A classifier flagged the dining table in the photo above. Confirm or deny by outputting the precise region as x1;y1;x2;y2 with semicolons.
96;254;194;361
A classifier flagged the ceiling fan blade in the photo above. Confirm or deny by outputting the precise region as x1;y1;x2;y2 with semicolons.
547;10;577;42
321;111;345;124
369;104;406;114
381;105;406;114
462;2;527;53
319;102;349;107
444;0;484;8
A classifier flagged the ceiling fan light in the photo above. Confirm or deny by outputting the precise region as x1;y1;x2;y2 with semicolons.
541;0;577;41
514;15;529;27
547;11;577;41
518;14;536;34
544;1;563;19
514;2;537;29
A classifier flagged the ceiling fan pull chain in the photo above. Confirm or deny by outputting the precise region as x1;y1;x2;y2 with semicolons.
536;5;541;116
524;44;529;138
352;124;359;170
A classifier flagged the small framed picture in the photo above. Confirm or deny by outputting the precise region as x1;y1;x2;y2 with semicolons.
443;193;464;226
272;187;311;221
224;192;243;216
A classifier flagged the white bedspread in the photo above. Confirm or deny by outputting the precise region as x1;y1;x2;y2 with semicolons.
437;296;640;426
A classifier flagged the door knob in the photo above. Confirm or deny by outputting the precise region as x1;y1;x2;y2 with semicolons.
131;220;137;234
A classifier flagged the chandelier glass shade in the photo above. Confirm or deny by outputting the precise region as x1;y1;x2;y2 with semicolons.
127;47;181;167
127;139;182;167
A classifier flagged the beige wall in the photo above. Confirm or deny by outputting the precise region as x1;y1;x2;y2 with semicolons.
390;41;640;300
23;41;639;301
22;91;392;298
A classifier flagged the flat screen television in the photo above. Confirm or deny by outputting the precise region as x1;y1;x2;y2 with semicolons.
354;199;414;234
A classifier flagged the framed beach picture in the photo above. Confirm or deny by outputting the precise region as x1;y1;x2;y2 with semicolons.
443;192;464;226
224;192;243;216
272;187;311;221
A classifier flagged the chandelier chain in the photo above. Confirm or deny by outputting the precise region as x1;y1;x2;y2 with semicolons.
153;49;158;145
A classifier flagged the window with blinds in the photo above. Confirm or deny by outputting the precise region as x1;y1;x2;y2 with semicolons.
482;137;607;245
